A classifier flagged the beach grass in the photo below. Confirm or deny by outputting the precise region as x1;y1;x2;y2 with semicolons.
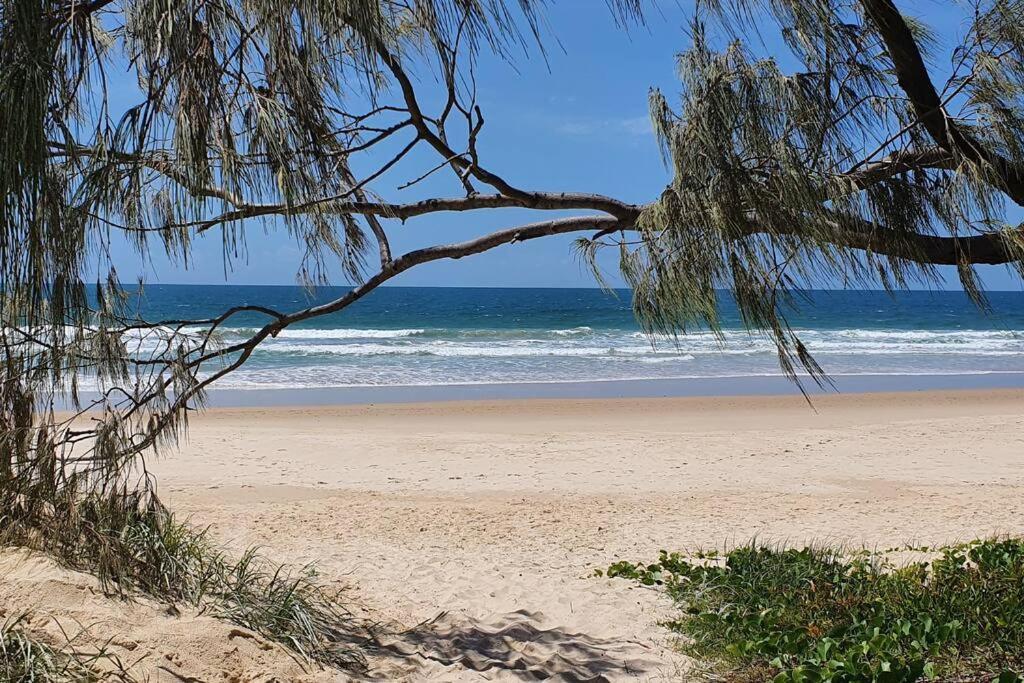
604;539;1024;682
0;613;129;682
0;490;368;675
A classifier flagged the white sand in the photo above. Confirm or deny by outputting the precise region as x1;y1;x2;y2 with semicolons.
5;389;1024;681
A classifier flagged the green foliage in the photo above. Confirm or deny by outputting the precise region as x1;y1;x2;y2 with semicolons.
576;0;1024;384
606;540;1024;682
0;614;127;682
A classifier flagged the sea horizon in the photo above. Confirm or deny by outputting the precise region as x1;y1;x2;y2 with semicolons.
81;284;1024;404
124;282;1024;292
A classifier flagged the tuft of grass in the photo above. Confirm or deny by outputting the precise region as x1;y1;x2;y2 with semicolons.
1;490;369;674
604;540;1024;682
0;614;128;682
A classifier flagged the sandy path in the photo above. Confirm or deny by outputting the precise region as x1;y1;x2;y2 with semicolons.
136;389;1024;681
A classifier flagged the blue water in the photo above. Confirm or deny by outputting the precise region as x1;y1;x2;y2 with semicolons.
125;285;1024;390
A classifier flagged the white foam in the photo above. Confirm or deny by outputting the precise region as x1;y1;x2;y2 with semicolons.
264;341;686;358
551;326;594;336
213;327;427;340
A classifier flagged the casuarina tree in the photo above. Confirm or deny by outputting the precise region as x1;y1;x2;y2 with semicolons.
2;0;1023;523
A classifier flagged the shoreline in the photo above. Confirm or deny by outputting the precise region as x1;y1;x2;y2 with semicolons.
181;384;1024;415
192;371;1024;407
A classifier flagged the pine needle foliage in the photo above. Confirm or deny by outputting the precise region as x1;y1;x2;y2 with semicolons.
2;2;1024;670
585;0;1024;382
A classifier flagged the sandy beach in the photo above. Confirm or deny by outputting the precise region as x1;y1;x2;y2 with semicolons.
10;0;1024;676
4;388;1024;681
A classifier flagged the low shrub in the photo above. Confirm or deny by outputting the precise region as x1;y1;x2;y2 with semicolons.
603;540;1024;682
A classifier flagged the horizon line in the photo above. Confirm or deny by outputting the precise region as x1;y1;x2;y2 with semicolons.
118;283;1024;293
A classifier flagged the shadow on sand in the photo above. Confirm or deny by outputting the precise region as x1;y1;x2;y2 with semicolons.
366;609;660;681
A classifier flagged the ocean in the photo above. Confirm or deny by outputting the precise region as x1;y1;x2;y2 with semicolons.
123;285;1024;397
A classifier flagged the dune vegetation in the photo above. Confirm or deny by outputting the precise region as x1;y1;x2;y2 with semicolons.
0;486;370;677
605;540;1024;682
0;613;128;683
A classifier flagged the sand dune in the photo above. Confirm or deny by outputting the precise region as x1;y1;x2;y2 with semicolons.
4;389;1024;680
0;549;337;682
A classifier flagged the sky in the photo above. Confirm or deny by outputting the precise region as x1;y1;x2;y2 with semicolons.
104;0;1024;291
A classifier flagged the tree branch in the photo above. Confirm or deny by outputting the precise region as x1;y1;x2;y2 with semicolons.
821;220;1021;266
839;147;955;190
115;214;628;456
860;0;1024;205
372;42;639;220
762;211;1022;266
192;193;640;233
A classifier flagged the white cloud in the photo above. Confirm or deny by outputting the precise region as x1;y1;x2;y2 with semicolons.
547;94;579;105
556;115;653;137
619;116;654;136
557;121;601;135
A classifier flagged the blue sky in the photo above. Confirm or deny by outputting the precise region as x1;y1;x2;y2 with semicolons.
105;0;1024;291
